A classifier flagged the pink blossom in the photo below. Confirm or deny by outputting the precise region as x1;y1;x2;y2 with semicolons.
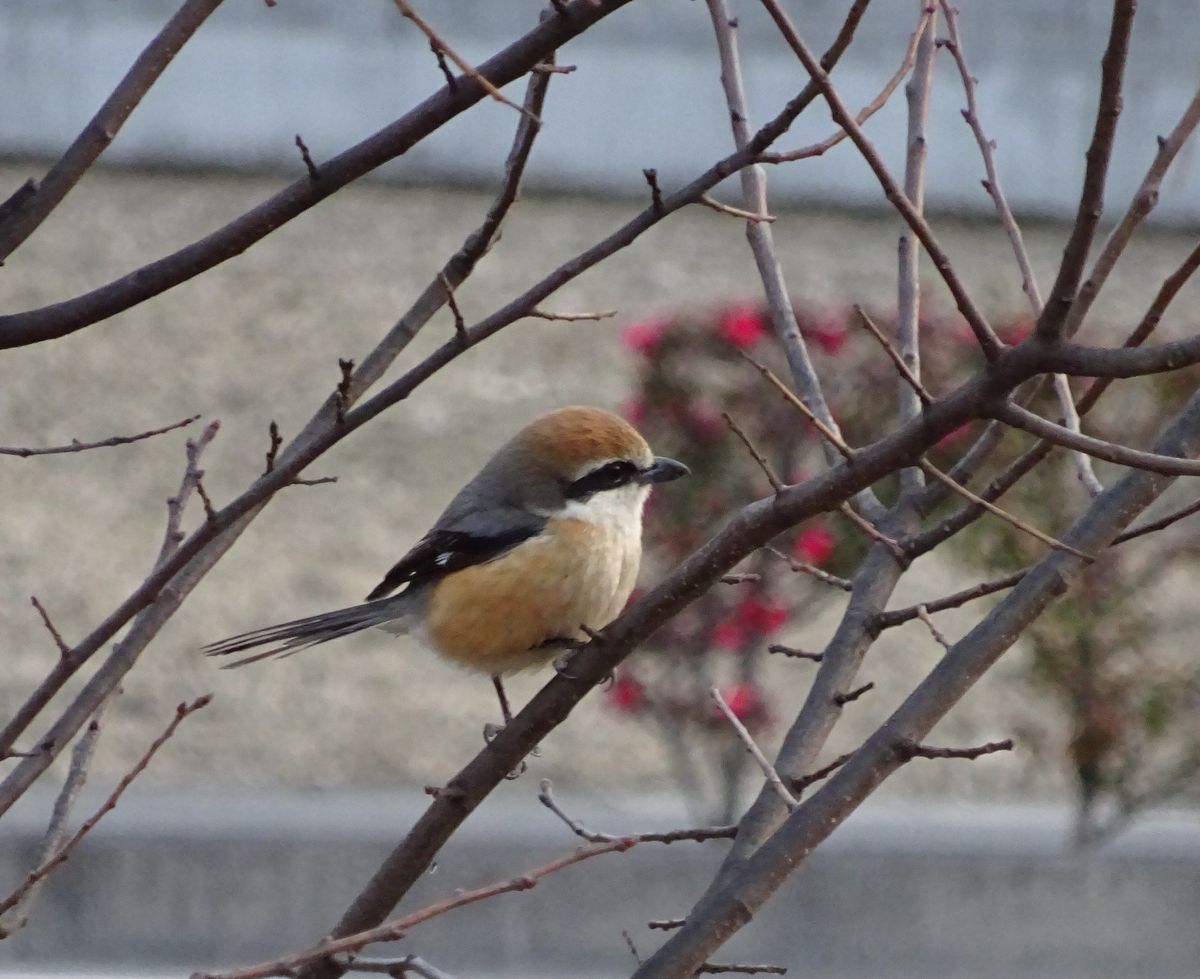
720;304;767;348
621;397;646;425
606;673;647;713
621;317;669;355
720;682;767;725
793;525;836;566
810;317;848;355
735;596;790;636
711;620;746;651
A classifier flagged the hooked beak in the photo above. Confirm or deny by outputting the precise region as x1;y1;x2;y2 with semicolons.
639;456;690;485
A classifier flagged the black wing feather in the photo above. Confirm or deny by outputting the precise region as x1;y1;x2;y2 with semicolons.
365;507;547;601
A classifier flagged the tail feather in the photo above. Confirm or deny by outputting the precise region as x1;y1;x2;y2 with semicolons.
203;598;409;669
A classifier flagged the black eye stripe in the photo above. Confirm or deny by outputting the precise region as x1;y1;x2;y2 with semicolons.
565;460;638;500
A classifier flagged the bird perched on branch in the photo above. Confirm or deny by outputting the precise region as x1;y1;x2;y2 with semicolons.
204;406;688;723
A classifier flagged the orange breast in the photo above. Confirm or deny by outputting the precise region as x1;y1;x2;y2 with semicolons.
423;519;639;675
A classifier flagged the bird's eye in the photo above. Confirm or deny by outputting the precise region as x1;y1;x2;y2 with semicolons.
565;460;638;499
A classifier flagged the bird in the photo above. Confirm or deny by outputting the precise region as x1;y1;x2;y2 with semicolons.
203;405;689;724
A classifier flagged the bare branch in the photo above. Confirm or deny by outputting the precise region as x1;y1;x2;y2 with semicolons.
0;696;211;921
873;569;1026;630
739;351;854;460
764;544;852;591
29;597;70;658
0;415;200;458
790;751;853;792
538;780;735;845
767;644;823;663
894;3;937;495
723;412;785;494
1035;0;1137;342
915;605;952;652
698;194;775;223
1063;83;1200;339
759;10;929;164
642;167;666;215
436;272;467;341
526;307;617;322
853;305;931;407
0;696;110;937
1114;494;1200;544
336;955;456;979
696;964;787;976
710;687;797;811
756;0;1001;357
0;1;624;349
195;832;693;979
0;0;226;261
705;0;883;518
838;503;905;562
294;134;320;181
833;682;874;707
391;0;536;119
895;738;1014;761
917;457;1094;561
995;402;1200;478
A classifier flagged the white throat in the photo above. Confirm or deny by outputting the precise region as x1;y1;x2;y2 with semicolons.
556;482;649;532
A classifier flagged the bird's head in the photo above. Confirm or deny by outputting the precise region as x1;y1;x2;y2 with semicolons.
478;406;689;519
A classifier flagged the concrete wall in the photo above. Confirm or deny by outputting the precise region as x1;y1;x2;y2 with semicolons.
3;1;1200;220
1;791;1198;978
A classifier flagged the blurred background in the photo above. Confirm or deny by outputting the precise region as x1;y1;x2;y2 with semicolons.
1;1;1198;977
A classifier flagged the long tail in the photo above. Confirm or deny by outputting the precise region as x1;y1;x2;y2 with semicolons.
203;596;411;669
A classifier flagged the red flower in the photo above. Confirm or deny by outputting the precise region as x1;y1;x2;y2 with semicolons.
736;596;790;636
720;682;768;725
720;304;767;348
606;673;647;713
711;620;746;651
810;317;848;355
621;318;669;355
793;525;836;566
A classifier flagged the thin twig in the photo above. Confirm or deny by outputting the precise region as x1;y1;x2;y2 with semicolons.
756;0;1001;356
994;402;1200;478
873;569;1026;630
294;134;320;181
1063;82;1200;340
723;412;785;493
710;687;797;811
428;38;458;91
193;834;664;979
29;597;70;657
739;351;854;460
767;644;823;663
853;305;931;406
538;779;735;845
527;307;617;322
707;0;883;518
643;168;665;215
158;420;221;569
264;420;283;475
697;964;787;976
1115;495;1200;544
759;9;930;164
437;272;467;340
896;737;1014;761
698;194;775;223
839;503;905;562
391;0;535;119
0;415;199;458
0;0;226;261
894;3;937;495
915;605;952;652
0;695;212;920
0;694;112;937
721;572;763;585
764;544;852;591
648;919;686;931
917;458;1094;562
790;751;853;791
833;682;873;707
337;954;456;979
1035;0;1136;342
